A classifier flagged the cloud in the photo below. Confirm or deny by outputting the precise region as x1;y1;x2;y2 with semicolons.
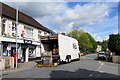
1;0;119;2
3;2;117;41
4;2;110;32
92;33;109;42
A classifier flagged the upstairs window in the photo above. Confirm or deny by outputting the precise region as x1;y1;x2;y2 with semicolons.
38;31;42;38
24;26;33;38
44;32;48;36
12;22;16;31
12;22;16;36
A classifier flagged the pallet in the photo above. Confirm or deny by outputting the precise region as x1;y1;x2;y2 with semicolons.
35;63;58;67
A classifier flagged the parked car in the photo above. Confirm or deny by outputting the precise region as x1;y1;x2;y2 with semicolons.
96;52;109;60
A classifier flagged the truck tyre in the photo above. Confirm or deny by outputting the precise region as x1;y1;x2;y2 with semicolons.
65;56;71;63
69;56;71;63
78;54;80;60
65;58;69;63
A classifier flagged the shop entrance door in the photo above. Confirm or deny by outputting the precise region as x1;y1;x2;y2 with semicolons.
23;48;26;62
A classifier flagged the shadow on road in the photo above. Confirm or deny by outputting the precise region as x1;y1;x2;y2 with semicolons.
50;68;119;80
94;58;113;63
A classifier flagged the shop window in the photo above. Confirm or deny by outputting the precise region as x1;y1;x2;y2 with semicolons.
3;47;7;56
29;48;35;58
24;26;33;38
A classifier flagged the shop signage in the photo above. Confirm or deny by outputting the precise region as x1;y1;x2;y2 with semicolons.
24;40;32;44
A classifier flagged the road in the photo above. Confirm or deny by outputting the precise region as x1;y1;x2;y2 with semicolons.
2;54;119;79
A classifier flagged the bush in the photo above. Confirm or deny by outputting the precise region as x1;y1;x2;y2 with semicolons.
108;34;120;55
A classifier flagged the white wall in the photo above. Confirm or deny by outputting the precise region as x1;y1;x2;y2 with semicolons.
25;48;29;62
0;16;1;36
33;29;38;41
36;45;41;57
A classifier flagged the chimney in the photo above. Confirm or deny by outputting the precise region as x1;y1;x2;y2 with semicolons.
61;33;65;35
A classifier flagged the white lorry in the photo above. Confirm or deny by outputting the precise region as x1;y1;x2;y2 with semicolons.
40;34;80;64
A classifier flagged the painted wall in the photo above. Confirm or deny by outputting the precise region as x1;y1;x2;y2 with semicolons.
0;16;1;36
1;17;51;41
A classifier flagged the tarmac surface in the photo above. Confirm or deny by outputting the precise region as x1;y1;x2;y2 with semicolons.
2;54;119;79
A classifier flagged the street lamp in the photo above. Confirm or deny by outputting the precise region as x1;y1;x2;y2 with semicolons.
15;3;18;68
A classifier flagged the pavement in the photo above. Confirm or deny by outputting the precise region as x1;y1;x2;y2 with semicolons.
2;54;119;78
2;60;38;74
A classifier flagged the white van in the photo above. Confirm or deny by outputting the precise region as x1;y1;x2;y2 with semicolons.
40;34;80;64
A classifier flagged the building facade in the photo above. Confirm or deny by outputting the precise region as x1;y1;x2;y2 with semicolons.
0;2;54;62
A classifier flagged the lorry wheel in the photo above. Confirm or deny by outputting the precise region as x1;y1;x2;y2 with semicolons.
78;54;80;60
69;57;71;62
65;56;71;63
65;58;69;63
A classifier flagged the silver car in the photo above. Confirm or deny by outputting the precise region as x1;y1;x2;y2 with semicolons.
97;52;109;60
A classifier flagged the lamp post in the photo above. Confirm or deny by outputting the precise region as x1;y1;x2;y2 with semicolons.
15;3;18;68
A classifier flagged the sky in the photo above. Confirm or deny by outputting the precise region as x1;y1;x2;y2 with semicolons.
1;0;119;42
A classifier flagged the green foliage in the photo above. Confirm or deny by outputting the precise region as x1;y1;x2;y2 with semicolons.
67;30;84;40
101;40;108;52
108;34;120;55
68;30;97;53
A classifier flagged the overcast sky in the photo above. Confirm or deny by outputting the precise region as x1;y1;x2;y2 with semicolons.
2;0;119;42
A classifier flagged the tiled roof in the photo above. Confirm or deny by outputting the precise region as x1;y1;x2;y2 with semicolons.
0;2;55;34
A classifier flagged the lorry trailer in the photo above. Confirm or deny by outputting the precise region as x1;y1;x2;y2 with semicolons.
40;34;80;64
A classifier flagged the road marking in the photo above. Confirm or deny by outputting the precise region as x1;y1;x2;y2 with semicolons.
81;56;85;59
88;61;104;78
98;62;104;70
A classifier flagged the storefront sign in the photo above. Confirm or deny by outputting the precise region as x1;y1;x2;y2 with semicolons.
24;40;32;44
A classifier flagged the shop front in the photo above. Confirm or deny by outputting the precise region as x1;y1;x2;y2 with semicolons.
20;39;41;62
2;42;19;57
0;37;41;63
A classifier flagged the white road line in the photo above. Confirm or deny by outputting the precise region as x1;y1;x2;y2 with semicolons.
81;56;85;59
88;61;104;78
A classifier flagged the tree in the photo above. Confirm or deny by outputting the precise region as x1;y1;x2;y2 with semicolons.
87;33;97;53
101;40;108;52
68;30;97;53
108;34;120;55
67;30;84;40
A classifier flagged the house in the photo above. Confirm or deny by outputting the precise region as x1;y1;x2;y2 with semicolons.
0;2;55;62
96;42;102;52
